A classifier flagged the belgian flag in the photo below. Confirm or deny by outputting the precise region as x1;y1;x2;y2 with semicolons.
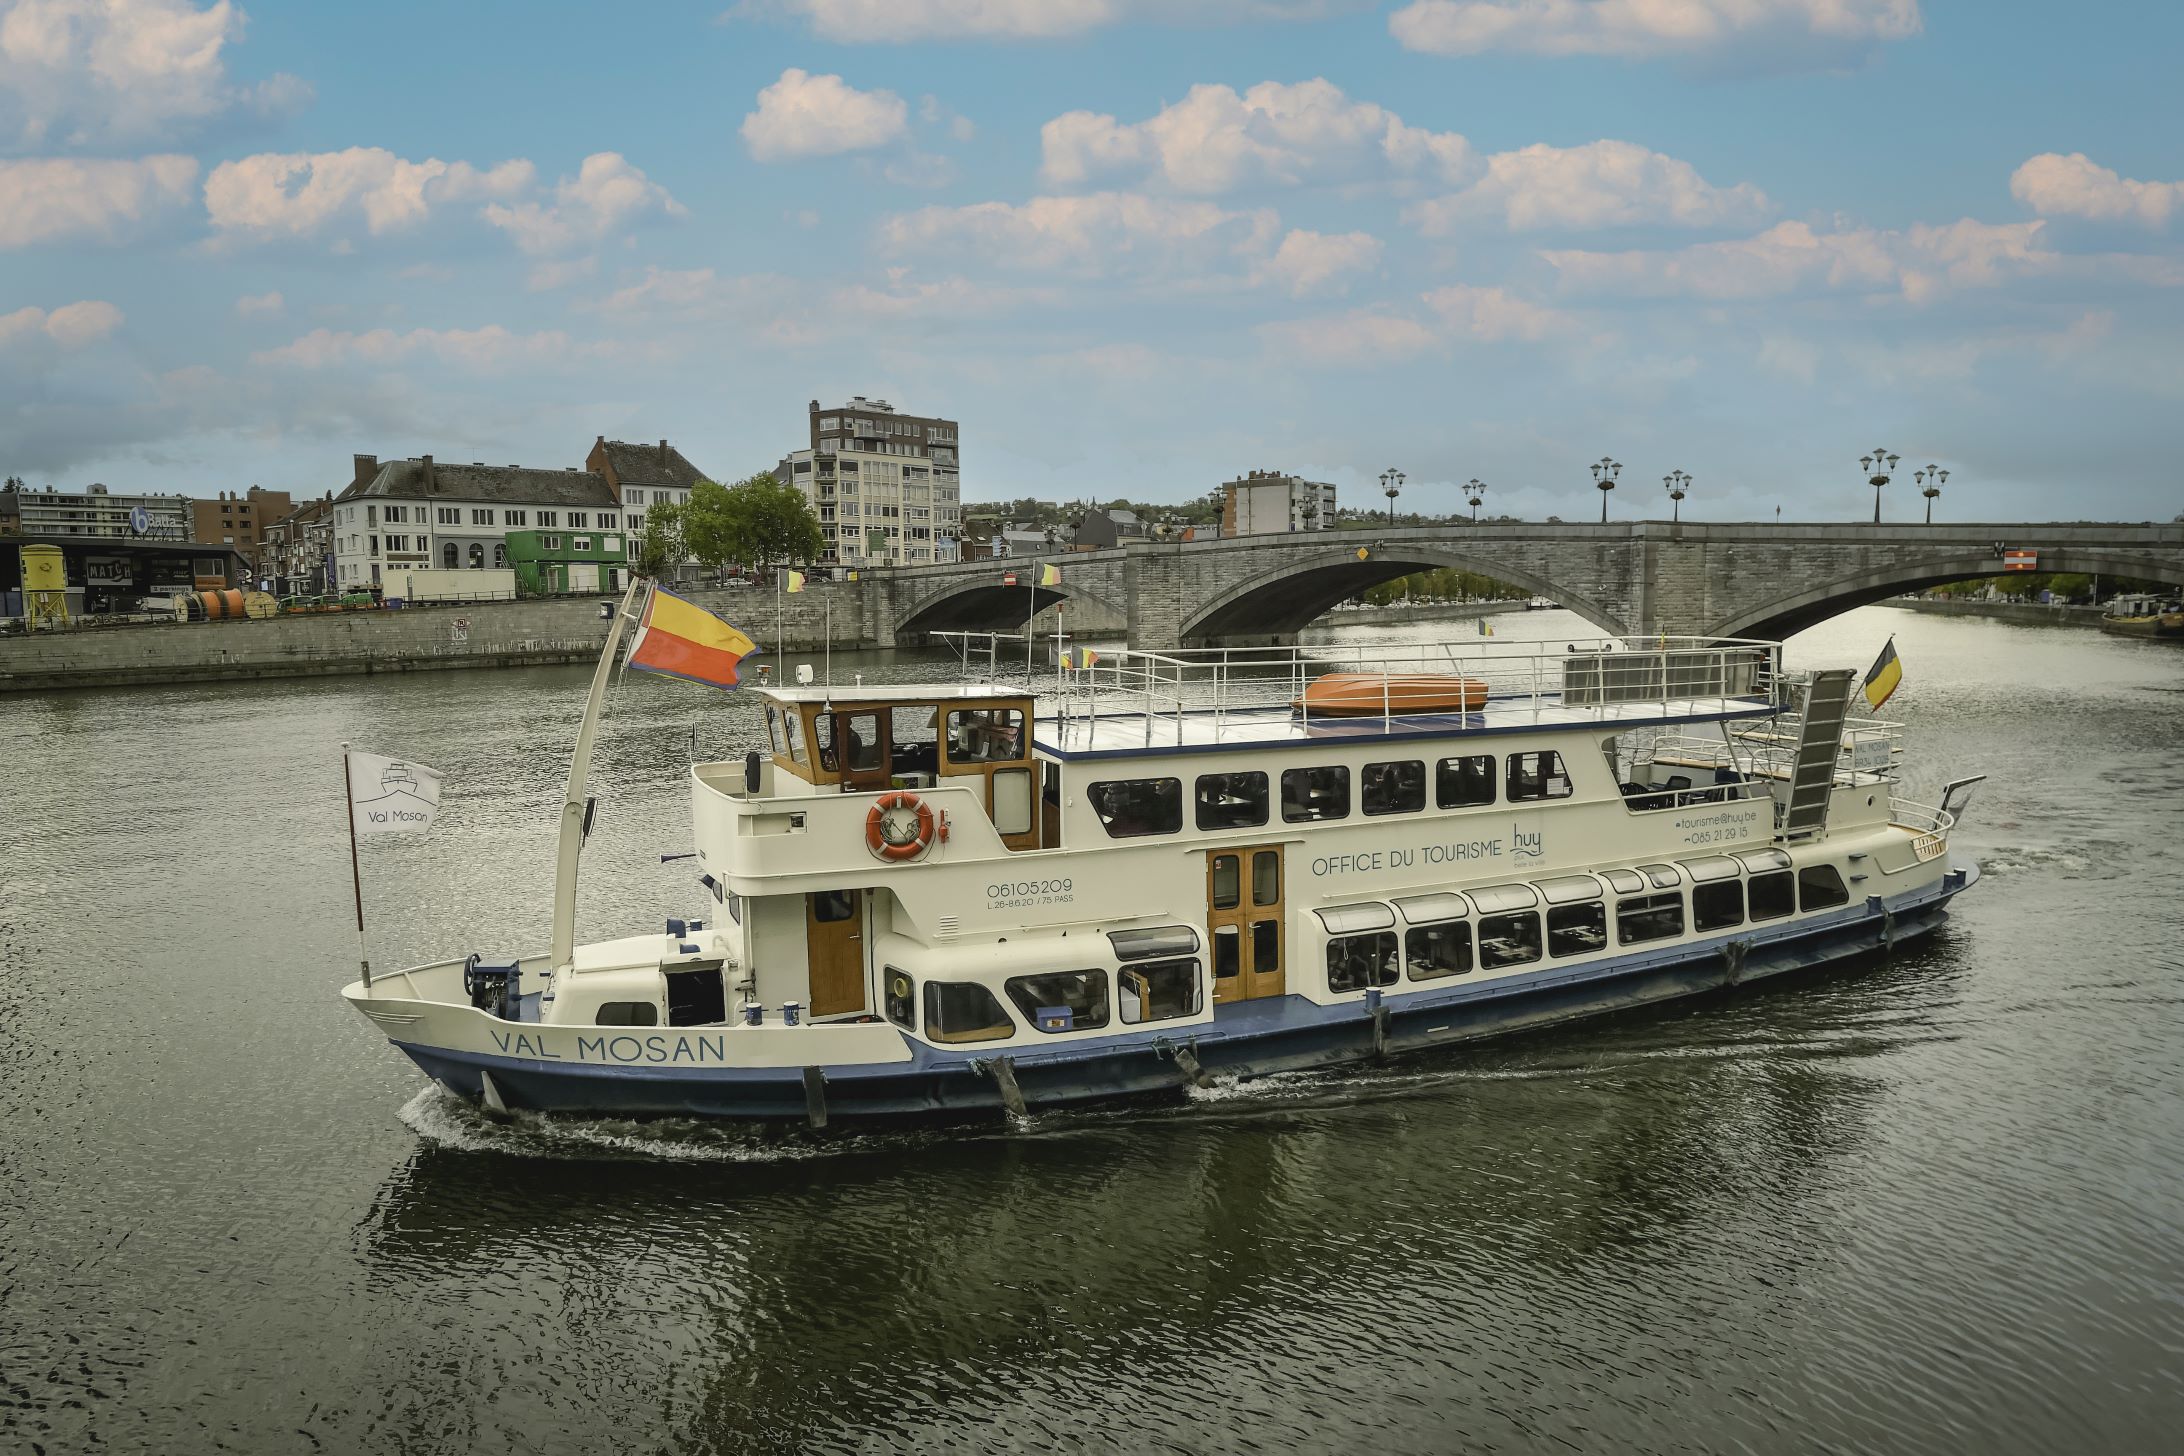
1862;637;1903;712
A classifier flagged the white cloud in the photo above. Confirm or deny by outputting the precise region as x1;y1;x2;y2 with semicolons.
2011;153;2181;230
1540;217;2057;302
1422;283;1573;341
1041;79;1473;194
751;1;1339;43
1389;0;1922;62
0;0;308;145
234;289;282;315
481;152;684;254
1252;228;1382;295
1407;139;1771;233
741;67;908;162
880;191;1280;277
204;147;535;240
251;324;579;372
0;154;197;248
1259;282;1576;364
0;298;122;348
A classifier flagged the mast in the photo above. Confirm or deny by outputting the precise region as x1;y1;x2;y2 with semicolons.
551;576;646;978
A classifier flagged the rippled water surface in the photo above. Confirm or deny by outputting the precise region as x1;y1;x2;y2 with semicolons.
3;607;2181;1453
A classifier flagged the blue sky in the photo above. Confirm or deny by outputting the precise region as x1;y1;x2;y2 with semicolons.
4;0;2180;524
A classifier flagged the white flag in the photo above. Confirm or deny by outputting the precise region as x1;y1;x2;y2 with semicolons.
347;751;445;836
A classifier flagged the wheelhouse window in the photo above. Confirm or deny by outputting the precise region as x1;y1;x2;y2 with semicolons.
1005;970;1109;1033
923;981;1014;1044
883;967;916;1028
1195;771;1269;830
946;708;1024;764
1089;778;1183;837
1747;872;1795;921
1507;751;1573;801
1281;766;1350;822
1617;893;1684;944
1798;864;1851;911
1119;959;1200;1023
1476;911;1543;968
1692;881;1744;932
1437;755;1496;808
1362;760;1426;816
1405;921;1473;980
1547;902;1609;958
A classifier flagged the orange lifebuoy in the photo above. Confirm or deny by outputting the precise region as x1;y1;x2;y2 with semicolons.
865;790;937;862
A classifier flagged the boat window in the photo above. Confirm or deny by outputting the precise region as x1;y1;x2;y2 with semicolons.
1213;925;1239;981
1692;880;1744;932
1536;874;1602;905
1195;771;1269;830
764;705;783;754
1005;970;1110;1033
1618;893;1684;944
1362;760;1426;816
1798;864;1852;911
1109;925;1201;962
1281;766;1350;822
923;980;1014;1044
596;1001;659;1026
816;712;883;774
891;705;939;778
1547;902;1608;958
1507;751;1573;802
1747;870;1795;921
1734;848;1792;873
1405;921;1474;980
1600;868;1647;895
883;967;916;1029
1089;778;1183;837
782;709;805;763
1465;883;1540;914
1252;851;1280;907
1437;754;1497;808
1395;892;1468;923
1326;931;1398;993
1477;911;1543;968
1640;863;1682;889
1314;903;1395;935
812;889;855;923
1211;853;1240;910
992;767;1034;836
1678;855;1740;883
1119;959;1200;1023
947;707;1024;764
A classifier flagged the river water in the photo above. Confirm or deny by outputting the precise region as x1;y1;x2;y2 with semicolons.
2;607;2180;1454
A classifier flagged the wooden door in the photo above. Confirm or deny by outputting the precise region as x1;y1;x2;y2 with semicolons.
806;889;865;1017
1208;845;1285;1004
831;710;891;793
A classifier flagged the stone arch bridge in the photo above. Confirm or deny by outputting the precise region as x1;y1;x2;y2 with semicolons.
829;521;2183;649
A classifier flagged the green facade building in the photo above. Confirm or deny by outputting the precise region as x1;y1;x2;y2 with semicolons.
504;527;629;597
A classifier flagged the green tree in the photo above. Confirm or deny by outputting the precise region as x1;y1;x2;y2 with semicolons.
631;499;685;578
683;473;822;572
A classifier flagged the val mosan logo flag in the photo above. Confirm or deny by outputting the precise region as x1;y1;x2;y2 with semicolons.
347;752;444;836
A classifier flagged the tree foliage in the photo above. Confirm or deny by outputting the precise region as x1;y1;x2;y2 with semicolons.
682;473;823;570
1360;568;1524;607
631;499;685;578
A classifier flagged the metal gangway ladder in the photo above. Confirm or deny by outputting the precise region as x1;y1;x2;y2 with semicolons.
1779;668;1856;839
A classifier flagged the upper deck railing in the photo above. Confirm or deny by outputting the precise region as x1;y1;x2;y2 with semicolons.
932;631;1781;738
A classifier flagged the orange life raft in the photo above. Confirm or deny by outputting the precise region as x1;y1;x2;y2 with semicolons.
1294;673;1489;716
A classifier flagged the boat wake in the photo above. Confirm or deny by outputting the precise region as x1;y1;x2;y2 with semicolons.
397;1085;852;1163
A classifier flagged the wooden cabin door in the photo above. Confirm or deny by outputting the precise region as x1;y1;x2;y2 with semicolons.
805;889;866;1017
1207;846;1285;1004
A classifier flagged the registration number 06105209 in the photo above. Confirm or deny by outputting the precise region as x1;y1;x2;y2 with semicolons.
987;877;1073;909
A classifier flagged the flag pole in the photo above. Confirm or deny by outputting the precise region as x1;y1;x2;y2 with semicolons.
774;563;783;663
1026;563;1036;683
340;741;371;991
551;576;647;983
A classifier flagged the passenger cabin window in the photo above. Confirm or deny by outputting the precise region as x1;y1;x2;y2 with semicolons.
1692;880;1744;932
1005;971;1109;1033
1798;864;1851;911
946;708;1024;764
1617;893;1684;944
1747;871;1795;921
1119;960;1200;1023
1281;766;1350;822
1195;771;1269;830
1089;778;1183;837
1362;760;1426;816
1476;911;1543;968
1406;922;1473;980
884;968;916;1028
1507;751;1573;802
596;1001;659;1026
924;981;1013;1044
1547;902;1609;957
1109;926;1200;962
1438;755;1496;808
1326;932;1398;992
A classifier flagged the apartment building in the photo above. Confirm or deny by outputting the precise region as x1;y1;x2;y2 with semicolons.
260;493;337;594
1221;470;1338;537
0;483;191;540
189;486;294;569
792;396;961;568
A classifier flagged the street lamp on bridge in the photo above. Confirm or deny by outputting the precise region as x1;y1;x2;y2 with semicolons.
1466;479;1486;523
1663;470;1691;523
1861;447;1899;523
1380;467;1405;527
1915;464;1949;524
1591;457;1620;523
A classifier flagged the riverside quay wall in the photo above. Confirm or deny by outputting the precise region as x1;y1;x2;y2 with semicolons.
0;588;878;694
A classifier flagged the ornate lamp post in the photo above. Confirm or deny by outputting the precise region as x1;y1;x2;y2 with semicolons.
1861;447;1899;523
1465;479;1486;523
1915;464;1949;524
1663;469;1690;523
1590;456;1620;523
1380;467;1405;527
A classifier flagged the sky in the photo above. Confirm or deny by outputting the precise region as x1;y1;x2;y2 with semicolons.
3;0;2181;524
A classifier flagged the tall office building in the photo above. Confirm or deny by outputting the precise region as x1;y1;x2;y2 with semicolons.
791;397;961;568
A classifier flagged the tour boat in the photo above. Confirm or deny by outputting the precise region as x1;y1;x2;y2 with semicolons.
342;586;1984;1126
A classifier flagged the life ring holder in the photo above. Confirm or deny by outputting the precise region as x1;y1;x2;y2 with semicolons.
866;790;940;862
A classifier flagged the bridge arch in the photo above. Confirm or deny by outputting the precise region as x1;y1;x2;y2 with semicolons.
892;577;1129;642
1708;549;2184;641
1181;542;1630;645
